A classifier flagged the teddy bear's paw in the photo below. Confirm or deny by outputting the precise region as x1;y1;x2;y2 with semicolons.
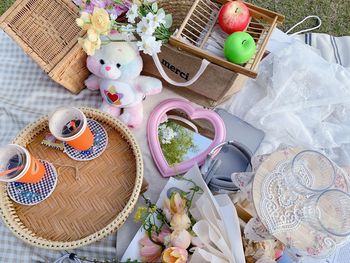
119;112;142;128
118;112;131;124
100;103;121;117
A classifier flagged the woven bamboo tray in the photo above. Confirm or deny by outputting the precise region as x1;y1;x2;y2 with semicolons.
0;108;144;250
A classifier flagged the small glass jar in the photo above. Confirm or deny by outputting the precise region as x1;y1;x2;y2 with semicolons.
286;150;335;195
303;189;350;237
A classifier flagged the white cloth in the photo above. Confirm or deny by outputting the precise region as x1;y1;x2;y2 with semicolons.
221;30;350;166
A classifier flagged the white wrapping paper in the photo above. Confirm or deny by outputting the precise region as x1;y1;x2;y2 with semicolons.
121;165;245;263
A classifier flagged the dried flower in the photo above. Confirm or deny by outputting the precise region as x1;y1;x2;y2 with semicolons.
162;247;188;263
170;229;192;249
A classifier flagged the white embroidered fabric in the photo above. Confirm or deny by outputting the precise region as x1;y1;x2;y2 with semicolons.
260;160;304;234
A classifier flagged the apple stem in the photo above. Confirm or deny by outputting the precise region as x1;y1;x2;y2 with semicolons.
242;40;247;45
235;8;239;13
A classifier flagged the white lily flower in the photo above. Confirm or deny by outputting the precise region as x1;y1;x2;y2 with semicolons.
126;4;139;23
137;35;162;55
136;17;156;36
146;11;166;28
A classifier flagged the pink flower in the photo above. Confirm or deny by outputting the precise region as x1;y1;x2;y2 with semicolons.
139;235;162;262
170;229;192;249
163;199;173;221
170;192;187;214
170;213;191;231
162;247;188;263
139;228;171;262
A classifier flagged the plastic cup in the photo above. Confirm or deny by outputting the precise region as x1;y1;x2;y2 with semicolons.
286;150;335;194
49;107;94;151
0;144;45;183
303;189;350;237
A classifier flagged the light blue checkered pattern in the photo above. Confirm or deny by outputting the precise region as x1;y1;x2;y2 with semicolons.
0;29;118;263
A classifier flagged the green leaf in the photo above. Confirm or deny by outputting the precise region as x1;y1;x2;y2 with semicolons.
151;2;158;13
164;14;173;29
157;8;165;16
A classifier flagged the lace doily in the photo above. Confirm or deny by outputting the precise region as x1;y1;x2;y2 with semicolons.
253;148;350;258
260;160;304;234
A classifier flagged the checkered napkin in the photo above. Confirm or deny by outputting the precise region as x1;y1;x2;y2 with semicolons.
0;29;117;263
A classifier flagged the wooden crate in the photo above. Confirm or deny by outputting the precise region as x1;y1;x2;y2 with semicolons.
168;0;285;79
0;0;90;94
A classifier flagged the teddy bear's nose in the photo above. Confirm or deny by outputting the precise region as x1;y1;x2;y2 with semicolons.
105;66;111;71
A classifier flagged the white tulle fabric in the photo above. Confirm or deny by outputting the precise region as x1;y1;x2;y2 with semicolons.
221;40;350;166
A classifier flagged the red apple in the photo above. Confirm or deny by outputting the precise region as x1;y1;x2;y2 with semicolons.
218;1;251;34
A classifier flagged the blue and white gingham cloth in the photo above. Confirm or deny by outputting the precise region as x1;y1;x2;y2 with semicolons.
0;30;118;263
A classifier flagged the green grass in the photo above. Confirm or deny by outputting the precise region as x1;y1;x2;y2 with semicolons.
0;0;349;36
0;0;14;17
249;0;350;36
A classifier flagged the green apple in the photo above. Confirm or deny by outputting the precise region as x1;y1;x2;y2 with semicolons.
224;32;256;64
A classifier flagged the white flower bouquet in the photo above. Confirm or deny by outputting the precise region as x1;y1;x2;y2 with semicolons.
73;0;173;55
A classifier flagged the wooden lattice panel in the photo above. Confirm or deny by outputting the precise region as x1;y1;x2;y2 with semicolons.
169;0;284;78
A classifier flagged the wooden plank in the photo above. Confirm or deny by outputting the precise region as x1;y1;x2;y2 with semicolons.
251;17;277;69
169;36;257;78
176;0;201;38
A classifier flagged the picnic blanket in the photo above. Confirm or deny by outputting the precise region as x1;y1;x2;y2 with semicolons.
1;28;350;262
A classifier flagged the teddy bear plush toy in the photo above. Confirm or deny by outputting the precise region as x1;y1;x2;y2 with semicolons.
85;40;162;128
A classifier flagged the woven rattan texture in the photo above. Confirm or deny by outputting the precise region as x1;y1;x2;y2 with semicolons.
0;108;144;250
158;0;193;31
4;0;82;70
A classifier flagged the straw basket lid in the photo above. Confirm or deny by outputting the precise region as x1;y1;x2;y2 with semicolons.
158;0;194;29
0;107;144;250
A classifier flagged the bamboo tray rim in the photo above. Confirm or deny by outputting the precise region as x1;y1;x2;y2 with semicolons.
0;107;144;250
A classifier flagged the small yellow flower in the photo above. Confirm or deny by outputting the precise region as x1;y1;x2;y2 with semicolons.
134;207;148;222
80;11;91;23
78;37;99;56
87;28;99;42
90;7;111;35
76;18;85;27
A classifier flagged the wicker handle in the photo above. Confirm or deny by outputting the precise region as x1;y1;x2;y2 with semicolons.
152;53;210;87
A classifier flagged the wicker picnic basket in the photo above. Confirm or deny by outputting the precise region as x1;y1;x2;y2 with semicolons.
0;0;89;94
0;108;145;250
0;0;283;104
